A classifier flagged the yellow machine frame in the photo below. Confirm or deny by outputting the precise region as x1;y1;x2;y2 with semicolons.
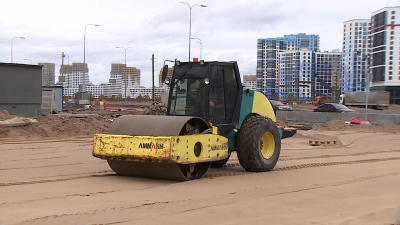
93;127;229;164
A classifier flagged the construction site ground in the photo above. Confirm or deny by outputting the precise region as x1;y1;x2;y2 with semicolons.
1;106;400;224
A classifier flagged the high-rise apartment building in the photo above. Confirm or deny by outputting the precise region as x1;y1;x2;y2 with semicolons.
39;63;55;86
278;49;340;101
242;75;257;90
57;63;143;98
158;66;174;88
257;33;319;99
315;50;341;99
278;50;314;101
370;7;400;103
109;64;141;98
58;63;93;96
59;63;92;89
341;19;370;93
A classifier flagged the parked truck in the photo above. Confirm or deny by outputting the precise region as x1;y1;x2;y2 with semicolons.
339;91;390;109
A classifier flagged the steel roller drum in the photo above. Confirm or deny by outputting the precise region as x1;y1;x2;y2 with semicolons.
107;115;211;181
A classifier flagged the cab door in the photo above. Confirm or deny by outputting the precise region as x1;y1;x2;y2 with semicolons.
208;63;241;127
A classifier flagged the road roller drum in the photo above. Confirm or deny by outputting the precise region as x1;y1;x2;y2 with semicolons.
93;115;229;181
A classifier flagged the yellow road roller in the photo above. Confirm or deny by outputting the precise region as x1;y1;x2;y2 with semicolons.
93;61;281;181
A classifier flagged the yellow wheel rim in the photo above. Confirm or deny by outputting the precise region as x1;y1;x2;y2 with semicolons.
260;132;275;159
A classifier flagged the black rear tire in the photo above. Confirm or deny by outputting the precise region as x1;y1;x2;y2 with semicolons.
236;115;281;172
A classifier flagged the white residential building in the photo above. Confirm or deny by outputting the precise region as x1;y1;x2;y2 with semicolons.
242;75;257;90
39;63;55;86
341;19;370;93
370;7;400;103
127;87;168;98
278;49;314;101
315;50;341;99
278;49;341;101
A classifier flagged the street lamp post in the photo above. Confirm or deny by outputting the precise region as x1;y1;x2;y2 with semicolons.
191;38;202;60
179;2;206;62
11;37;25;63
83;24;99;85
116;46;132;103
364;53;371;123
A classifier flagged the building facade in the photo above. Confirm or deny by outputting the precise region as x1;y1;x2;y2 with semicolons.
242;75;257;90
158;66;174;88
0;63;42;117
278;50;314;101
277;50;340;101
58;63;92;89
341;19;370;93
110;64;141;98
257;33;320;99
370;7;400;103
56;62;166;99
38;63;55;86
315;50;341;99
58;63;94;97
127;87;167;98
110;64;141;88
102;73;123;97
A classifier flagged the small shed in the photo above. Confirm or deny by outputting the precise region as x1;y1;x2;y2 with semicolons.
41;86;63;115
0;63;43;117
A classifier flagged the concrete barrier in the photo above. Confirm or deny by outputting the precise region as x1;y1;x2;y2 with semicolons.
277;110;400;125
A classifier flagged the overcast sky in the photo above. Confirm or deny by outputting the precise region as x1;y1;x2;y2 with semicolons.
1;0;399;87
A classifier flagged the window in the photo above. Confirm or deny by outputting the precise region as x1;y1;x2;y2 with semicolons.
389;76;392;80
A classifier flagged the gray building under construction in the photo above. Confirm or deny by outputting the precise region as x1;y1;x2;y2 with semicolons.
0;63;43;117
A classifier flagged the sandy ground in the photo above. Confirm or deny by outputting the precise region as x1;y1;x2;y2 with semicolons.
1;126;400;225
290;103;400;111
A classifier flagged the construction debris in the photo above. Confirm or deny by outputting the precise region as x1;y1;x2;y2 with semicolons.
0;117;39;127
144;102;167;115
309;140;337;146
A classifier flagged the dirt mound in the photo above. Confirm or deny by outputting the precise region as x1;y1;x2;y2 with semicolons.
0;108;149;139
0;115;111;139
276;116;289;127
144;102;167;115
0;110;14;121
312;120;347;131
312;120;400;134
1;107;400;139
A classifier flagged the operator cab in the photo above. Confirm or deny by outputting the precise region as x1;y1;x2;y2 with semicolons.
164;61;243;130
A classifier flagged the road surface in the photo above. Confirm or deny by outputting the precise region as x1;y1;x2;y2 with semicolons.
1;129;400;224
